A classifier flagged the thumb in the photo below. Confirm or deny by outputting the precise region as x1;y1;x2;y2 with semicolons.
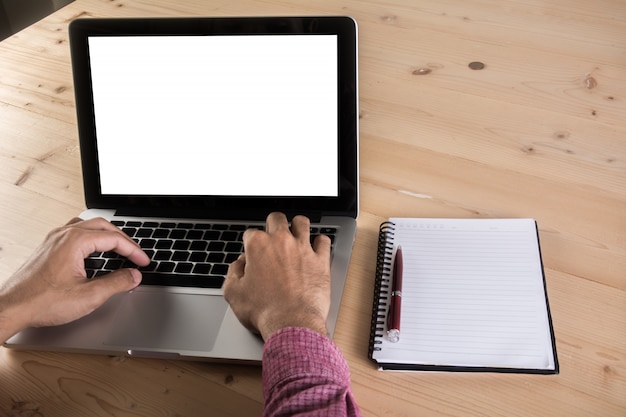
80;269;142;307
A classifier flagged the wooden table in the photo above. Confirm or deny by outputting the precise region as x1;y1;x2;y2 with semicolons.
1;1;624;415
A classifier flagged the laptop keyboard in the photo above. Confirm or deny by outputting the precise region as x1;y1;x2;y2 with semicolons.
85;220;337;289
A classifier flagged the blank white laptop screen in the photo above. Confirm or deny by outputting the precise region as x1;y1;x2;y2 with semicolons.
88;35;338;197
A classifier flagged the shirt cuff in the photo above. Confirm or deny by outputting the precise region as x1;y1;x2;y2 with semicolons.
262;327;351;396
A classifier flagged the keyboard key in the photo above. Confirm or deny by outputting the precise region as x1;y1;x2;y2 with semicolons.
121;259;137;269
153;228;170;238
225;242;243;253
189;252;207;263
155;239;173;249
175;263;194;274
136;228;153;238
190;240;208;251
169;229;186;239
154;250;172;261
203;230;221;240
172;251;189;261
158;262;176;273
193;263;212;274
229;224;248;231
143;261;158;271
221;231;239;241
139;239;157;249
186;230;204;240
173;240;191;250
208;241;225;251
105;259;124;270
224;253;240;263
211;264;229;275
85;258;105;270
207;252;224;263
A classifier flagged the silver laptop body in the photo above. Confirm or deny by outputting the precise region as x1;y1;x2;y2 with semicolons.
5;16;359;363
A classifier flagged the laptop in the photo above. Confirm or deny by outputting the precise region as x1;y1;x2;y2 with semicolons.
5;16;359;363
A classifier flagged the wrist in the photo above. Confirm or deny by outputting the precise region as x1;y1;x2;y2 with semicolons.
0;305;24;345
0;289;31;345
257;311;328;341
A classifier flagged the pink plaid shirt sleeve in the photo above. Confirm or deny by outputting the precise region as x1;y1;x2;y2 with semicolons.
262;327;362;417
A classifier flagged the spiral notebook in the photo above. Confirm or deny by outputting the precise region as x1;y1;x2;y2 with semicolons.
368;218;559;373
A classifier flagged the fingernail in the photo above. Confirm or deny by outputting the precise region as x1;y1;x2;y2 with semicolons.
130;269;142;285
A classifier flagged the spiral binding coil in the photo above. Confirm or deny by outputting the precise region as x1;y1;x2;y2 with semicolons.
368;221;396;358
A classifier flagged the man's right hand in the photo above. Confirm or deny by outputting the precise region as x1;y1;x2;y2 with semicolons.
223;212;332;341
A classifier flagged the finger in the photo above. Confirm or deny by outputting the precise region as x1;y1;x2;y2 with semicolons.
67;218;141;247
242;227;265;251
64;218;139;250
265;212;289;235
312;234;332;260
81;268;142;305
223;261;244;305
70;219;149;265
80;231;150;266
290;215;311;242
227;254;246;280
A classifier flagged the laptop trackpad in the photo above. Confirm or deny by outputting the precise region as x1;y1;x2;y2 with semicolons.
103;291;227;352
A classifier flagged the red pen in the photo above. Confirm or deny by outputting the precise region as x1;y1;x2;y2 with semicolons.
387;245;403;343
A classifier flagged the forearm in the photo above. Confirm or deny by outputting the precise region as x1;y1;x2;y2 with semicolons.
262;327;361;417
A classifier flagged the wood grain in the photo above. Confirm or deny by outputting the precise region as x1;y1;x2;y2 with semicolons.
1;0;624;416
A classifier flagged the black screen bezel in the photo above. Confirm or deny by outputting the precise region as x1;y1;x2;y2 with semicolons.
69;16;358;220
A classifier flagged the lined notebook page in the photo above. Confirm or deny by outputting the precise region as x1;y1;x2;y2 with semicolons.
373;218;556;370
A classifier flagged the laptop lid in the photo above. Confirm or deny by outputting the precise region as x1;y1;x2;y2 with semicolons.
69;16;358;222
